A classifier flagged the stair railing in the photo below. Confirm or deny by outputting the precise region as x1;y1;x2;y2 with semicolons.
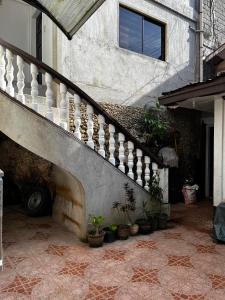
0;38;167;193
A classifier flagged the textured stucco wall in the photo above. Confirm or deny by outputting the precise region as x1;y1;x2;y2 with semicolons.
203;0;225;56
57;0;198;107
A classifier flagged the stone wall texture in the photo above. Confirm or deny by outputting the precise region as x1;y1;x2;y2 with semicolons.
203;0;225;55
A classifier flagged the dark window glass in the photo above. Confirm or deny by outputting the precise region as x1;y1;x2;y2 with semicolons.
119;6;165;61
119;7;143;54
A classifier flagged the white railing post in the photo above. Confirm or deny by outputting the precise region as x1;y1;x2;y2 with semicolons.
0;46;6;91
0;170;4;271
159;168;169;203
144;156;151;191
16;55;25;104
136;149;143;186
45;73;54;120
118;133;125;173
74;94;81;140
31;64;39;111
98;115;105;158
109;124;116;165
86;105;94;149
127;141;134;179
59;83;68;130
6;49;14;97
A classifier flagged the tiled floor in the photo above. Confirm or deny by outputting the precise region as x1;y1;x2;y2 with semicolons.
0;201;225;299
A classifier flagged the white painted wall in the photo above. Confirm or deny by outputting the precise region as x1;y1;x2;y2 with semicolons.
0;0;36;54
57;0;199;107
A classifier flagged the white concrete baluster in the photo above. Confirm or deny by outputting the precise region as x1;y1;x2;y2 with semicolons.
45;73;54;120
0;46;6;91
136;149;143;186
0;169;3;271
16;55;25;104
30;64;39;111
152;162;159;179
118;133;125;173
144;156;151;191
87;104;94;149
109;124;115;165
6;49;14;97
74;94;81;140
127;141;134;179
98;115;105;157
59;83;68;130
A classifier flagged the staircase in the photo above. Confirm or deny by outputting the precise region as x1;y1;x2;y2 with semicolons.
0;38;169;239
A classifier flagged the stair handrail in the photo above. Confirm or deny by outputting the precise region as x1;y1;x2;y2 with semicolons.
0;38;163;167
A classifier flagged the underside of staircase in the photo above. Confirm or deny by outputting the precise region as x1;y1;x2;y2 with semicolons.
0;39;169;239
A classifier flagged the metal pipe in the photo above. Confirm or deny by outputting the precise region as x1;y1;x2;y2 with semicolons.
199;0;204;81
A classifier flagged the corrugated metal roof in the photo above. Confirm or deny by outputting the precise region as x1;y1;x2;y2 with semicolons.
22;0;105;39
159;73;225;105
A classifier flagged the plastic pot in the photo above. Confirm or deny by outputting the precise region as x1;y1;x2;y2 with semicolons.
117;224;130;240
103;227;117;243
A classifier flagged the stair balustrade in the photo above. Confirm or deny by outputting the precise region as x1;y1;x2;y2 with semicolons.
0;38;168;194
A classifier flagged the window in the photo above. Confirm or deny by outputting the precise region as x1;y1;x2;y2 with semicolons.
119;6;165;61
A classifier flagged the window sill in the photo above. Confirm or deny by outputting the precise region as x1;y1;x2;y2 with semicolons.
117;46;168;64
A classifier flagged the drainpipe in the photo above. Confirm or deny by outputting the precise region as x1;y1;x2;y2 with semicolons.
199;0;204;82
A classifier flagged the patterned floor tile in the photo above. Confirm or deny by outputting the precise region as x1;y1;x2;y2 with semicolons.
3;256;26;270
136;240;158;250
58;261;89;277
164;233;183;240
172;293;205;300
86;283;119;300
45;244;71;256
132;267;159;285
194;244;217;254
0;275;41;296
208;274;225;289
29;231;50;241
103;249;127;261
168;255;193;268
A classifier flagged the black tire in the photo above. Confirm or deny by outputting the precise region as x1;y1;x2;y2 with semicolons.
24;186;52;217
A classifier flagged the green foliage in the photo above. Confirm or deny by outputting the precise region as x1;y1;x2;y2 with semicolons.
143;112;169;146
143;176;163;219
112;183;136;224
109;224;118;231
89;215;104;235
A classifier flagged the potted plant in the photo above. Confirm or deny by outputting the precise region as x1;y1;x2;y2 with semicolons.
112;183;139;239
143;175;168;231
103;224;118;243
87;215;105;247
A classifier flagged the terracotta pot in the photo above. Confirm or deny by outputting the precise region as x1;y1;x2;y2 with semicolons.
117;224;130;240
87;231;105;248
129;224;139;236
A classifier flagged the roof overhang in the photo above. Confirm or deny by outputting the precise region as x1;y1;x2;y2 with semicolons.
159;75;225;107
22;0;106;40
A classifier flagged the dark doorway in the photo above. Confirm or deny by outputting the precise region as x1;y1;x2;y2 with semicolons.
209;127;214;198
36;13;42;84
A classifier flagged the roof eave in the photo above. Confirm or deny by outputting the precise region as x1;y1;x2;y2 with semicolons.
159;76;225;106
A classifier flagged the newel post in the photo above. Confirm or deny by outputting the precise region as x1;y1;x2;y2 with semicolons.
158;167;170;216
0;170;4;271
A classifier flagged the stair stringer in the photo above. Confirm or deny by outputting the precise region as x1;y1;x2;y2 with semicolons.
0;91;150;239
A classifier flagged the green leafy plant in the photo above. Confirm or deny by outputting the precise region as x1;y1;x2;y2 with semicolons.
89;215;104;235
109;224;118;231
112;183;136;224
143;111;169;146
143;176;163;218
